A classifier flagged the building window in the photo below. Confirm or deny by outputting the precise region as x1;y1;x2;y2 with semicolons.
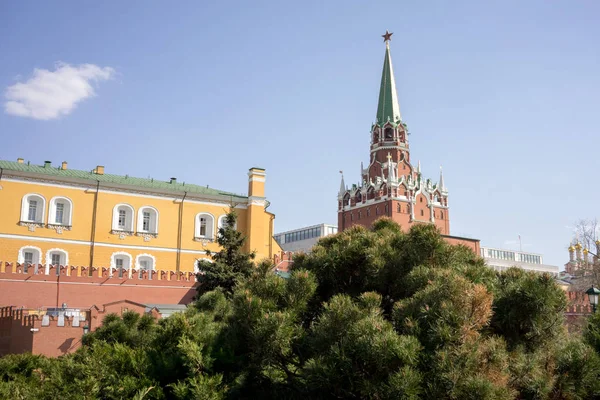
440;211;444;220
51;254;61;265
376;206;379;216
358;211;361;220
137;206;159;234
18;246;42;272
420;209;424;217
21;194;46;223
135;254;156;279
350;213;354;221
218;215;236;232
49;197;73;226
385;203;388;213
397;204;401;213
111;252;132;278
367;208;371;217
195;213;215;239
28;201;38;221
419;197;423;203
112;204;134;232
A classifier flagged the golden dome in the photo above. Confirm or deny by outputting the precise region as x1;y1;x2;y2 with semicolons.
568;246;575;251
575;243;582;249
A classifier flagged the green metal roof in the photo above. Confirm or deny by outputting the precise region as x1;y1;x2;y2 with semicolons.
376;43;402;125
0;160;247;199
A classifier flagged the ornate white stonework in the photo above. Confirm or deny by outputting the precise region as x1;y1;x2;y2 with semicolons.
19;221;44;232
111;230;134;239
47;224;72;234
136;232;158;242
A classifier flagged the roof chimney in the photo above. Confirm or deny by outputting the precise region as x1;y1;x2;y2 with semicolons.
170;177;177;184
95;165;105;175
44;161;52;168
17;158;24;164
61;161;68;170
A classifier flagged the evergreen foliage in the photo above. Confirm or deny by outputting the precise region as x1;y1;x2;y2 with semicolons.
2;217;600;399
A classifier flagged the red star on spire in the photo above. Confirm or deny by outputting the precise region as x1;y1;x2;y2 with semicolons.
382;30;393;42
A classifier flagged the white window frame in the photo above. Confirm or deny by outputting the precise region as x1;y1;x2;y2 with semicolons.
195;213;215;239
48;196;73;226
135;253;156;279
217;214;237;232
110;251;132;277
137;206;159;234
18;246;42;268
112;204;135;232
20;194;46;223
46;248;69;267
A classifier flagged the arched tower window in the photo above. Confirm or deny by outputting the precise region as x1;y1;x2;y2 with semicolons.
112;204;134;232
49;197;73;226
343;194;350;207
195;213;215;239
137;206;159;234
397;203;401;213
384;127;394;140
21;194;46;223
440;211;444;220
420;209;424;217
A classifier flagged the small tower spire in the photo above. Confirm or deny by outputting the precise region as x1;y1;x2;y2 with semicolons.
376;30;401;124
417;160;421;174
338;170;346;197
439;166;445;190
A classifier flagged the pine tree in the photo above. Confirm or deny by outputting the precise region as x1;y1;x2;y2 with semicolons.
196;210;255;297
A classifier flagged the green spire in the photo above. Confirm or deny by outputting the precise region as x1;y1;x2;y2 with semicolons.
376;39;401;125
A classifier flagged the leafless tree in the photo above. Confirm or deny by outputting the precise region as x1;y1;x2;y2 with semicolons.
568;218;600;291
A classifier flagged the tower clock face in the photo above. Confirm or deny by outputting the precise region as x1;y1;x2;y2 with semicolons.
384;127;393;139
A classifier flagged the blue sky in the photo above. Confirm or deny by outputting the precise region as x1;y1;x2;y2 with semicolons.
1;1;599;266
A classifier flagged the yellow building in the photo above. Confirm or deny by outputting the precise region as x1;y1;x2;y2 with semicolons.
0;158;281;273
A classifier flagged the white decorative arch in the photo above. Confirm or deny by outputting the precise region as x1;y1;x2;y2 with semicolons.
46;248;69;266
20;193;46;223
110;251;132;269
48;196;73;226
112;203;135;232
135;253;156;270
217;214;237;231
195;212;215;239
18;245;42;265
137;206;159;234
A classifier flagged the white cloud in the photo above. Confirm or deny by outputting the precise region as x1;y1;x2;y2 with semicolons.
4;62;115;120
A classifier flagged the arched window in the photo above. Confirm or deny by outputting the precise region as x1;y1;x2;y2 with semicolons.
397;203;401;213
440;211;444;220
20;194;46;223
367;208;371;217
136;254;156;279
49;196;73;226
46;248;68;266
343;194;350;207
111;252;132;278
137;206;159;234
350;213;354;221
18;246;42;273
385;203;388;213
384;127;394;140
218;215;236;231
376;206;379;216
420;209;424;217
195;213;215;240
358;211;362;220
112;204;134;232
419;197;423;203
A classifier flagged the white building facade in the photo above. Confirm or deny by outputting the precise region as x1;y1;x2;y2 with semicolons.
274;224;338;253
480;246;559;276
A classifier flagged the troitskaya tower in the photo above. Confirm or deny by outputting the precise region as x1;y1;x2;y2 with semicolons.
337;31;450;234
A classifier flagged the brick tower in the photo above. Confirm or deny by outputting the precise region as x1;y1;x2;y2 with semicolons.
337;31;450;234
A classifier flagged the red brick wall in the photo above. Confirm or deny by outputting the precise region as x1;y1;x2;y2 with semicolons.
0;262;198;309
